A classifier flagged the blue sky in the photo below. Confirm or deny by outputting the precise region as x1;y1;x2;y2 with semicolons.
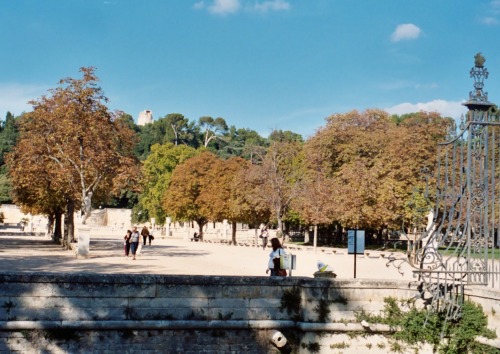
1;0;500;138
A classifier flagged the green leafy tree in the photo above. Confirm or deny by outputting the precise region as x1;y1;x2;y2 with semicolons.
0;174;12;203
135;113;199;160
0;111;20;203
138;143;197;224
269;129;303;143
165;113;199;146
0;112;19;169
198;116;228;148
217;126;268;161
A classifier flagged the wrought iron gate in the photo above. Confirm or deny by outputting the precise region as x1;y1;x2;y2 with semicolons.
391;53;500;320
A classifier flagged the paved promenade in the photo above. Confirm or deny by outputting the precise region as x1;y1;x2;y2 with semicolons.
0;233;417;280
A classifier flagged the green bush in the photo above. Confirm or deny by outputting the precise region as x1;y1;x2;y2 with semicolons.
358;298;497;354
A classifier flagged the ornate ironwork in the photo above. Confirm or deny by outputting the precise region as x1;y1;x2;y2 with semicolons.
388;53;500;321
469;53;489;103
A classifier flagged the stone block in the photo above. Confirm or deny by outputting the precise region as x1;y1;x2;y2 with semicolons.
247;307;289;321
155;284;222;298
222;285;282;299
0;283;54;297
248;298;281;309
130;297;208;309
19;296;128;310
301;286;328;299
326;287;413;302
208;298;248;309
207;307;249;321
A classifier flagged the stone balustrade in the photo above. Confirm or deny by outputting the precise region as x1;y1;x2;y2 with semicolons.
0;274;498;353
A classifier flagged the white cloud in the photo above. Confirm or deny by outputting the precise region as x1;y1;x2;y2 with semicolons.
491;0;500;9
378;81;438;91
194;0;290;15
193;1;205;10
254;0;290;13
414;82;439;90
480;16;499;25
208;0;241;15
391;23;422;42
0;83;48;119
385;99;467;119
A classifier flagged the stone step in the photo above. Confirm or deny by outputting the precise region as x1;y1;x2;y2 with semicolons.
0;231;46;236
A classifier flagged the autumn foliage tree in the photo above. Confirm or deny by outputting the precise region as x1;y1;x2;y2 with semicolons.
7;67;139;246
249;140;303;230
304;109;451;239
161;150;269;243
6;135;66;239
202;157;269;244
163;151;219;239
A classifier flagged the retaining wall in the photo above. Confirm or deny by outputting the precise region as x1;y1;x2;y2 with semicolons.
0;274;498;353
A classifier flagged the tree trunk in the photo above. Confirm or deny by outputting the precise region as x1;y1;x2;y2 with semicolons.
304;226;310;244
54;212;63;242
47;214;54;238
276;207;284;243
81;190;93;225
198;220;206;241
231;221;237;246
64;199;75;248
313;224;318;252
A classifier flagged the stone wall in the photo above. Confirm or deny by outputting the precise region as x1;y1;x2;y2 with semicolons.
0;274;498;353
0;204;132;234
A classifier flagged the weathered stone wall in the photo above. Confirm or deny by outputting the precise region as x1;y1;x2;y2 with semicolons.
464;286;500;338
0;274;498;353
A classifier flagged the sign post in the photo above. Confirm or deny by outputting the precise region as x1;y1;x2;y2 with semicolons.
347;229;365;278
281;253;296;277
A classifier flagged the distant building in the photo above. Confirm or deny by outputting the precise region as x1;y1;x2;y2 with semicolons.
137;110;153;126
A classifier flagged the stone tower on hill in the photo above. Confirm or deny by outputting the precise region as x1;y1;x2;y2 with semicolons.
137;110;153;126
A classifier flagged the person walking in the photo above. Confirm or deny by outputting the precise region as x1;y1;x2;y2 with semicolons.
141;226;150;246
130;226;140;260
266;237;287;276
123;230;132;257
260;224;269;250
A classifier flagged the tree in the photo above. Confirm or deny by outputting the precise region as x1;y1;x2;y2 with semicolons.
305;109;451;236
269;129;303;143
293;168;336;244
8;67;139;246
138;143;197;224
163;151;219;239
249;140;303;230
0;112;19;169
198;116;228;148
6;133;67;239
0;111;20;203
0;174;11;203
165;113;198;146
135;113;199;160
217;126;268;161
201;157;269;244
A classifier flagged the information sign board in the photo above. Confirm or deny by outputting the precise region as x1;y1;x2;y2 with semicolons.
347;229;365;254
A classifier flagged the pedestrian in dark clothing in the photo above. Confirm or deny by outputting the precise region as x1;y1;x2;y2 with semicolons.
124;230;132;257
130;226;140;260
141;226;150;246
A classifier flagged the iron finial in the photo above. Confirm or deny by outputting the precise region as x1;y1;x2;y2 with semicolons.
463;52;493;112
